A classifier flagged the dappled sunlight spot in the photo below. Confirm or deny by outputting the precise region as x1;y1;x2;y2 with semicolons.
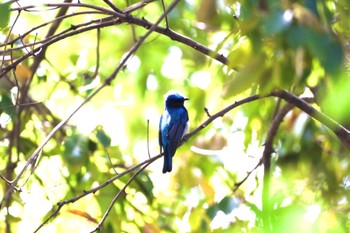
144;106;160;128
273;166;282;178
78;75;101;92
212;117;224;129
113;83;123;99
179;210;191;233
280;197;293;207
161;46;183;79
190;71;211;89
292;112;309;136
283;9;294;23
77;49;89;70
0;113;11;128
133;191;148;206
133;140;152;162
148;160;179;195
233;2;241;17
7;202;23;220
36;67;46;77
342;176;350;190
35;156;67;190
210;32;230;56
224;131;250;167
304;204;321;223
55;213;96;232
338;196;348;206
210;211;230;229
229;111;248;131
71;105;99;135
210;174;231;203
0;138;9;147
21;189;52;213
210;204;255;230
98;105;128;148
18;189;53;232
125;55;141;73
91;181;101;190
185;186;204;208
231;205;256;227
146;74;158;90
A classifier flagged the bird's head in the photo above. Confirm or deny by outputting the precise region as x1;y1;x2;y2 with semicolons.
164;90;189;108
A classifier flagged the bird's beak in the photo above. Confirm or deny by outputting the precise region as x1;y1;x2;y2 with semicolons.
184;97;189;101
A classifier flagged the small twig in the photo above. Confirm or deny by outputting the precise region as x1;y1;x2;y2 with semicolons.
1;4;229;78
160;0;169;29
91;163;150;232
183;96;262;143
106;151;118;174
204;107;211;117
19;34;33;56
0;7;21;70
30;90;349;230
2;11;105;52
125;0;137;42
0;174;13;187
123;0;156;13
2;0;182;203
33;153;161;233
92;28;101;79
232;97;317;192
103;0;123;13
233;158;262;191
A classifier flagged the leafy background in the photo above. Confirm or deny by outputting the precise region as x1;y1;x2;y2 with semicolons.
0;0;349;232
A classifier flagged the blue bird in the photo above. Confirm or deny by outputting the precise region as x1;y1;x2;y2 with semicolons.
159;90;189;173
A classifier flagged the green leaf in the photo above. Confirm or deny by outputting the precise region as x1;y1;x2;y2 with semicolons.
306;32;343;74
0;93;14;116
0;2;11;29
262;10;292;36
206;205;219;219
218;196;239;214
222;56;265;98
133;172;155;203
96;128;111;147
322;75;350;124
63;133;89;170
287;25;344;74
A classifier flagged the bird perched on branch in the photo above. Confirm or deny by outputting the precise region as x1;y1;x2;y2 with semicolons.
159;90;189;173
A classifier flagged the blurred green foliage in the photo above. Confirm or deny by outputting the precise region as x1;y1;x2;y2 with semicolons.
0;0;350;232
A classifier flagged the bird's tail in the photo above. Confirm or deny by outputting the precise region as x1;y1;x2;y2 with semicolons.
162;145;176;173
162;152;172;173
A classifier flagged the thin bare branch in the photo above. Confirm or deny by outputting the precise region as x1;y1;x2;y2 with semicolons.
91;163;150;232
1;0;182;207
1;3;229;78
33;154;161;232
0;8;21;69
102;0;123;13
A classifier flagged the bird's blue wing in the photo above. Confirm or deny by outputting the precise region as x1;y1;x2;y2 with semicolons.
167;108;189;149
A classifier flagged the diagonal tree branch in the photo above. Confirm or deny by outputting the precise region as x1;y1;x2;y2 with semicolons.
0;0;182;210
25;88;350;231
271;90;350;148
1;2;229;78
